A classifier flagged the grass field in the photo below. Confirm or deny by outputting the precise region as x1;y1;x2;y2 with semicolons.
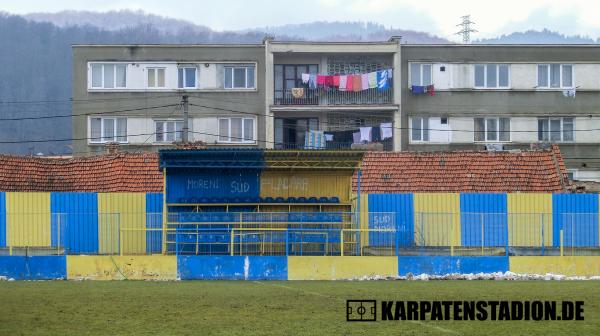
0;280;598;335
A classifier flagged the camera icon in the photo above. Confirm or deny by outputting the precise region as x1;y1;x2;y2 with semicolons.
346;300;377;322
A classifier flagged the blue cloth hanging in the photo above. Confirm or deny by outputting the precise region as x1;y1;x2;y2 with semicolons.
411;85;426;94
376;69;390;91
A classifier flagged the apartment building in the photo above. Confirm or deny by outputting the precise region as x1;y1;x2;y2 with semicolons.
72;41;600;181
71;44;266;154
403;45;600;181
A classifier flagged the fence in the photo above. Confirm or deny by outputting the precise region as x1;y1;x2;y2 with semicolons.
1;211;599;256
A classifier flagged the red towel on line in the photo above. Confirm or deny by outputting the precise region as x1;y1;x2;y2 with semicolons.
353;75;362;92
333;75;340;87
427;84;435;96
346;75;354;91
325;76;334;87
317;75;325;86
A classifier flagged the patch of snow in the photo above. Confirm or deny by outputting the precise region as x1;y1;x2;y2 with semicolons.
348;271;600;281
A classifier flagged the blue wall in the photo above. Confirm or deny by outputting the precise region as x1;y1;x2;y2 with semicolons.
0;192;5;247
368;194;414;246
50;192;98;254
0;256;66;280
146;193;163;254
552;194;599;247
166;170;261;203
460;193;508;247
398;256;509;276
177;256;287;280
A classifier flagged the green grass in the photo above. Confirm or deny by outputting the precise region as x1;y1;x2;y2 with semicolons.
0;281;598;335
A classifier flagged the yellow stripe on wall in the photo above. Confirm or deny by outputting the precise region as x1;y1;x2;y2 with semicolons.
510;256;600;277
352;193;369;249
98;193;146;255
413;193;460;247
288;256;397;280
507;193;552;247
67;256;177;280
260;171;352;202
6;192;51;246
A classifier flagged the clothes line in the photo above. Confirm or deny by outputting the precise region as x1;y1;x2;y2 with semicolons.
301;69;393;91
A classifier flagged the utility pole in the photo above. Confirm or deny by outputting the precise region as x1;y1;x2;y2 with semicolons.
182;95;189;143
455;15;477;44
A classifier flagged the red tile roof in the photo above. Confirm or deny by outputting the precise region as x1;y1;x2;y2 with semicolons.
0;146;570;193
0;153;162;192
353;145;570;193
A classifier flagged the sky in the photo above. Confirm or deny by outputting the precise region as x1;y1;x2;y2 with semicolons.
3;0;600;41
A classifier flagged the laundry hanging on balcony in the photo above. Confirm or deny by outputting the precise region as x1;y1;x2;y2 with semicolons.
301;69;393;91
411;84;435;96
304;130;326;149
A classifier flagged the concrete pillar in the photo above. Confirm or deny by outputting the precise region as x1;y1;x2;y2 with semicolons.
264;37;275;149
390;36;403;151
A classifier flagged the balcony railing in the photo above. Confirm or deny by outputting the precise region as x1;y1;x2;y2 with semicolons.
274;88;393;106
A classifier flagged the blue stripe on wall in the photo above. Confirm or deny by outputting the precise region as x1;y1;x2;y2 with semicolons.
146;193;163;254
460;193;508;247
50;192;98;254
0;192;5;247
0;256;66;280
177;256;287;280
552;194;598;247
368;194;414;246
398;256;509;276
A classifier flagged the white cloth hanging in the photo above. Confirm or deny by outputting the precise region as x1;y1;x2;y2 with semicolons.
380;123;393;140
359;127;372;142
301;73;310;84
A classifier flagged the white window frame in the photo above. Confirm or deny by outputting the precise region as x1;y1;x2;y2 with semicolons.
474;117;511;142
147;67;166;88
474;64;510;89
537;117;575;142
537;64;574;89
89;63;127;89
178;66;198;89
410;117;429;142
89;117;128;144
224;66;256;89
410;63;433;87
217;117;256;144
155;120;184;143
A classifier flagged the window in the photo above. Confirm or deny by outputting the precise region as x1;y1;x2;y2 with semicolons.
155;120;183;142
178;67;197;89
474;64;509;88
218;117;255;143
537;64;573;88
225;66;255;89
90;117;127;143
147;68;166;88
410;63;432;86
90;63;126;88
411;117;429;141
474;117;510;142
538;117;574;142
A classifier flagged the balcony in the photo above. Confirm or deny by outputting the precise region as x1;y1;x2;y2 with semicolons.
274;88;393;106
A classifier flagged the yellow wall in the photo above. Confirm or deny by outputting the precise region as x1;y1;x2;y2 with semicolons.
98;193;146;255
352;193;369;247
413;193;460;247
67;256;177;280
260;171;352;202
288;256;397;280
6;192;51;246
510;256;600;277
507;193;552;246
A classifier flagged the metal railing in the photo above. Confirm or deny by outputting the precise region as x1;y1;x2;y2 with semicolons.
274;88;393;106
1;211;598;257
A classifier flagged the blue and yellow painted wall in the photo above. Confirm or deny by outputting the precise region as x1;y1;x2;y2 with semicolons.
1;191;600;280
